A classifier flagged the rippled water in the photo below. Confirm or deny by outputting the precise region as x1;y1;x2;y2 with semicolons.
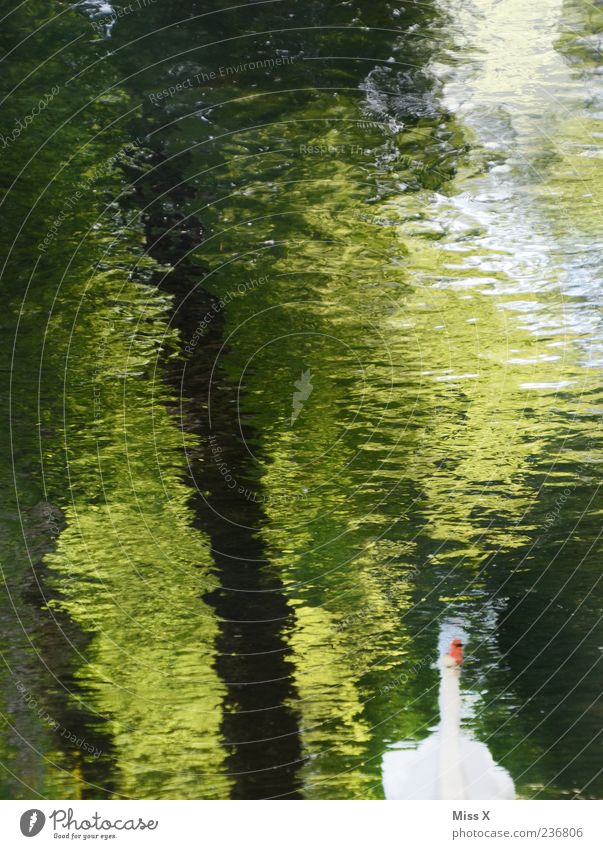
0;0;601;799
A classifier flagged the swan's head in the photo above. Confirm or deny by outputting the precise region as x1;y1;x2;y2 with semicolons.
441;638;464;668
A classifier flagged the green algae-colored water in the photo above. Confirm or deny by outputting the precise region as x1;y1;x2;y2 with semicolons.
0;0;601;799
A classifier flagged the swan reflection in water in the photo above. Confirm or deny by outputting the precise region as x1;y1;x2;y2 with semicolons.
382;637;515;800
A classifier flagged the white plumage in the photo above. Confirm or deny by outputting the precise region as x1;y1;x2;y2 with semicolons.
382;639;515;800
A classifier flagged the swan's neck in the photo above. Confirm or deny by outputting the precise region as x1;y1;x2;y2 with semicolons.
438;665;465;799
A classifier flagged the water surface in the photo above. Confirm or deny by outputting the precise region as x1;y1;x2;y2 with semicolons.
0;0;601;799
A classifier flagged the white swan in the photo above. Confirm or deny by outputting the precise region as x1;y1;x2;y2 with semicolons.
382;639;515;799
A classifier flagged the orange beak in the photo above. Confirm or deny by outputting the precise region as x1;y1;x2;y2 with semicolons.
449;639;464;666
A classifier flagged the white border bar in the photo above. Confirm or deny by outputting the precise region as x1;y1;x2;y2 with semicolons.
0;800;601;848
